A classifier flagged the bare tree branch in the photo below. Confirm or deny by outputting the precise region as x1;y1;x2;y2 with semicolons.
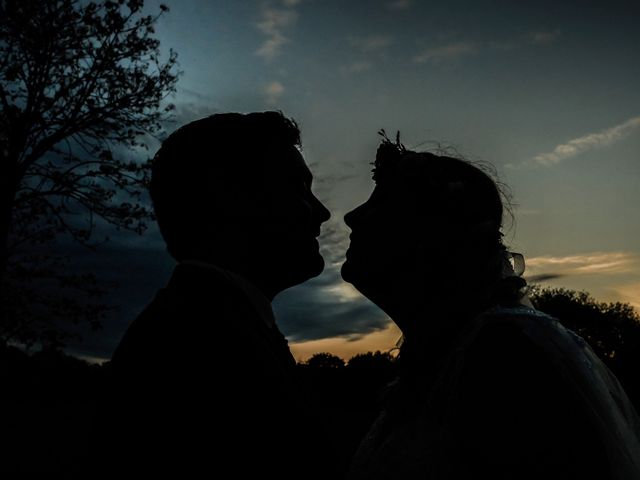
0;0;179;347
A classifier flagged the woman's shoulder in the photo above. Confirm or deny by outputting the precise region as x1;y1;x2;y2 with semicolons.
474;303;557;328
455;305;563;386
462;303;590;360
445;302;640;478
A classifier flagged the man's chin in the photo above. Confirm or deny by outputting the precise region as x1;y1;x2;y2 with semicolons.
282;253;325;287
306;253;325;279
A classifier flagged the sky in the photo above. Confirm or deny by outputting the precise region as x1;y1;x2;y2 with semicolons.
65;0;640;362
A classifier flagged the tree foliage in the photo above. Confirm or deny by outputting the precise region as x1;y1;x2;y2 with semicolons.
530;286;640;405
0;0;179;346
530;287;640;360
3;286;640;474
305;352;346;369
1;249;115;349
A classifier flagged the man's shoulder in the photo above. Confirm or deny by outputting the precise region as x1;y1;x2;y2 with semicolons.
164;262;247;300
112;263;288;368
156;262;262;315
112;267;255;363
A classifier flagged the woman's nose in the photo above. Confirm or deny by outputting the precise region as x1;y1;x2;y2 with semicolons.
344;203;366;229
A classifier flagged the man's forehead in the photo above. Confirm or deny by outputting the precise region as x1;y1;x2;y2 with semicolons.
295;147;313;182
268;145;313;183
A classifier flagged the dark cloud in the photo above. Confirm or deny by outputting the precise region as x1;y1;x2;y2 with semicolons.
170;101;221;128
318;219;350;264
59;218;383;359
57;227;174;361
526;273;565;283
273;264;389;342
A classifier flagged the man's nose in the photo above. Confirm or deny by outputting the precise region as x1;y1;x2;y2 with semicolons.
312;195;331;223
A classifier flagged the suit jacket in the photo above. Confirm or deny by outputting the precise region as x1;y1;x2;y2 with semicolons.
95;262;339;478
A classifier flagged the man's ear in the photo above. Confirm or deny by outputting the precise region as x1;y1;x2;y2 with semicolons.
210;181;267;222
196;219;249;262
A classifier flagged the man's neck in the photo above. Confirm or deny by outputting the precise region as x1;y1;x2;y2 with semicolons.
179;259;278;329
181;257;282;301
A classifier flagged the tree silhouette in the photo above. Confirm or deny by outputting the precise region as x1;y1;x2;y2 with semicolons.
1;342;107;474
345;351;397;422
295;351;398;465
2;284;639;475
530;286;640;406
347;350;396;375
305;352;346;369
0;0;179;346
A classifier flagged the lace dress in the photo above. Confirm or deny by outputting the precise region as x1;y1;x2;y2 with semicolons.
348;306;640;480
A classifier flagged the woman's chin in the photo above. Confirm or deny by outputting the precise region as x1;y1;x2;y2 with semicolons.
341;258;370;289
340;258;356;283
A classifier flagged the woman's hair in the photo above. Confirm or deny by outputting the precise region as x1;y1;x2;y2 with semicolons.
373;131;525;311
372;132;527;380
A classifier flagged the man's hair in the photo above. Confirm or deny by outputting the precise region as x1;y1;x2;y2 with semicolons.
150;111;301;260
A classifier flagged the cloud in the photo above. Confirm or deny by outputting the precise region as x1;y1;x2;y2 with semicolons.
533;116;640;165
61;215;382;360
274;219;389;342
527;273;565;283
289;322;400;362
525;251;638;279
348;35;393;53
340;60;373;75
316;218;351;264
255;1;300;60
528;29;562;46
387;0;413;10
413;28;560;65
61;217;386;358
343;35;392;76
264;80;285;105
413;42;476;63
170;101;219;128
274;264;389;342
58;230;175;360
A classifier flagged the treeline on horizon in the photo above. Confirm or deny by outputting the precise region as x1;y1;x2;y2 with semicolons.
2;286;640;474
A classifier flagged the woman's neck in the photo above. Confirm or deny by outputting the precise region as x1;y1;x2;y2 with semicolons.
395;302;488;378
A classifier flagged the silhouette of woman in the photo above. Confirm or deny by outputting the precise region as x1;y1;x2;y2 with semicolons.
341;132;640;480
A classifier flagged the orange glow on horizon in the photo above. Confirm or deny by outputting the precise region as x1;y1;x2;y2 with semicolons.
289;321;402;362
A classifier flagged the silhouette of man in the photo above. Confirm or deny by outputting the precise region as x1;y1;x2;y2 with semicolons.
100;112;335;477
